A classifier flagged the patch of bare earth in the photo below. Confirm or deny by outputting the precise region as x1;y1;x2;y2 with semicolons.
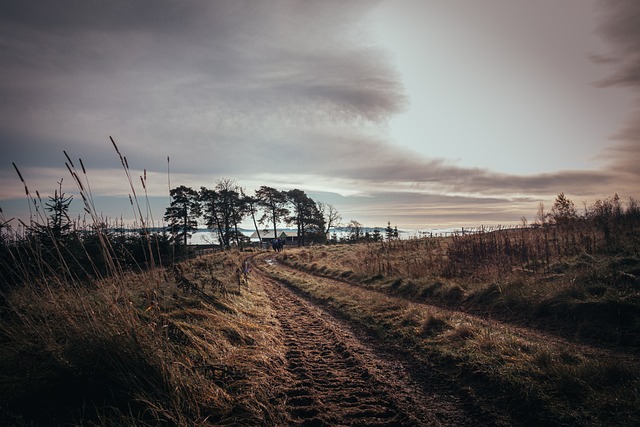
255;256;505;426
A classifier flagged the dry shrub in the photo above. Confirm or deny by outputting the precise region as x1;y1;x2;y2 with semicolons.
419;314;449;337
443;284;465;302
449;322;476;341
400;306;422;327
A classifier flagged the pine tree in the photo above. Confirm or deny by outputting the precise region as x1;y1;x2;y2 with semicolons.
164;186;201;247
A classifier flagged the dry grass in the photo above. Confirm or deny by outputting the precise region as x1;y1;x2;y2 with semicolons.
279;229;640;347
0;250;286;426
1;145;293;425
3;146;638;424
262;249;640;426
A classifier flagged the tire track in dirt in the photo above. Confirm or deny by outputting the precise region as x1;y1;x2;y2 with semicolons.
273;255;640;362
255;255;499;426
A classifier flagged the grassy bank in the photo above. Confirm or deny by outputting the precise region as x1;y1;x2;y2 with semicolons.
0;250;286;426
259;252;640;425
278;227;640;348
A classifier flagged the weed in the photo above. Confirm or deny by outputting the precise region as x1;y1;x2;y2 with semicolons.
420;281;444;297
400;306;422;327
443;284;465;302
0;145;286;425
419;314;449;337
449;322;476;340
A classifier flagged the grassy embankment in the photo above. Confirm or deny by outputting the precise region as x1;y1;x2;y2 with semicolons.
0;249;287;426
266;224;640;425
281;225;640;347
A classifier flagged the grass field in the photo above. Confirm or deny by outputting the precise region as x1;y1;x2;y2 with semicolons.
1;216;639;425
0;249;289;425
266;233;640;425
279;225;640;348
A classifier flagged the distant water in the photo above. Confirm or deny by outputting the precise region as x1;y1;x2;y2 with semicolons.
187;227;466;245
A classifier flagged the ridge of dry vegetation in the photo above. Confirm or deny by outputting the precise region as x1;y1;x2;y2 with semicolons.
278;226;640;349
0;250;288;426
264;222;640;426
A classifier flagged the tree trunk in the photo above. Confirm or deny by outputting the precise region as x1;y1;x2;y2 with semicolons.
250;208;262;245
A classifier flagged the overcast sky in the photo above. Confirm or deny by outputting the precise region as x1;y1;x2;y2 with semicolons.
1;0;639;230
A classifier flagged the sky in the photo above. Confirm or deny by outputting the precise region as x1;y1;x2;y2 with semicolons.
1;0;639;232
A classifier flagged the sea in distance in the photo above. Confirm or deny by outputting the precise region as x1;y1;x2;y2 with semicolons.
187;226;468;245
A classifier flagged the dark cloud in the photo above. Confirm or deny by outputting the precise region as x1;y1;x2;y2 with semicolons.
1;1;637;228
294;131;615;198
0;0;407;180
593;0;640;181
594;0;640;87
0;0;239;40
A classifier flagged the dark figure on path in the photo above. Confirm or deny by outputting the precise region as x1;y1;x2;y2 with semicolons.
272;238;284;252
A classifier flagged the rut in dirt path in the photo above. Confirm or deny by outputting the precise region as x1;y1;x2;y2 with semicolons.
272;255;640;362
257;259;496;426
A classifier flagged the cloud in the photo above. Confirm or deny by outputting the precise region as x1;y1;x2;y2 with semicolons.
0;0;413;219
593;0;640;180
594;0;640;87
0;0;406;173
1;1;637;229
302;189;539;229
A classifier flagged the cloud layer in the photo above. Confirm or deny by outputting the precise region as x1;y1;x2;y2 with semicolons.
0;0;638;228
594;0;640;181
0;0;406;169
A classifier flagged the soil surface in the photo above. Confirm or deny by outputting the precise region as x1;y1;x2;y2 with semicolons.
254;255;508;426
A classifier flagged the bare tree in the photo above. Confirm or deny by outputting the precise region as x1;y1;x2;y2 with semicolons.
347;220;363;242
535;202;548;227
318;202;341;238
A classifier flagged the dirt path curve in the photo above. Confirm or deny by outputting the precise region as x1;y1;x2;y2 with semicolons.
253;255;505;426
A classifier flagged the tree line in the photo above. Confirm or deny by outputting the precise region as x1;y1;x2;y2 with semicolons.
4;180;635;291
0;177;346;289
164;178;341;249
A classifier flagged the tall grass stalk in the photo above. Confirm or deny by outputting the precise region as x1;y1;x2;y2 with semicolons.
2;144;284;424
110;136;159;273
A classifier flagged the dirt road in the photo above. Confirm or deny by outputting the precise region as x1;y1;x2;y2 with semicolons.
254;255;505;426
